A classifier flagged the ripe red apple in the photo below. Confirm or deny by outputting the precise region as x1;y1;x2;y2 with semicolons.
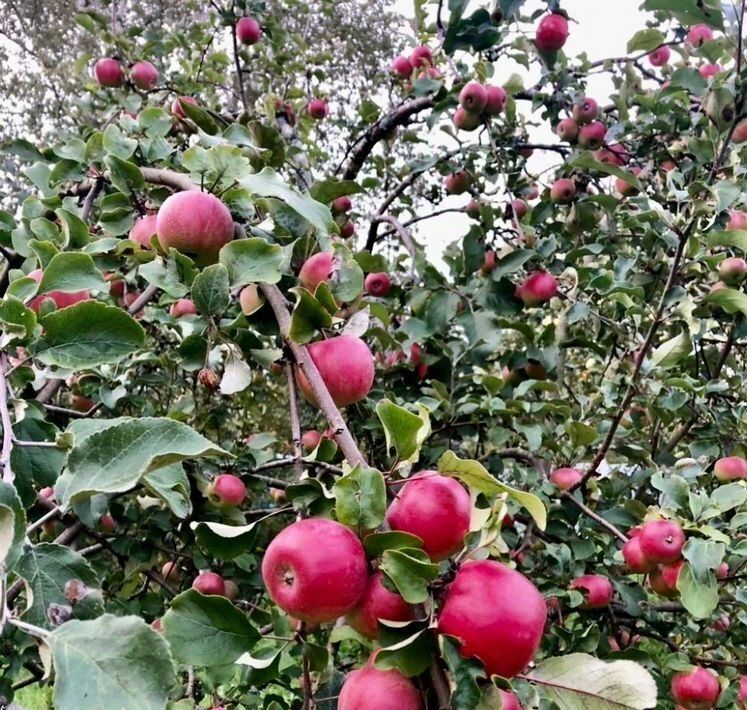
171;96;198;118
713;455;747;480
94;58;123;87
302;430;322;453
459;82;488;113
346;571;415;639
649;45;671;66
365;272;391;297
573;97;599;124
129;214;158;248
711;612;730;632
340;221;356;238
556;117;579;142
410;45;433;68
622;536;656;573
482;249;496;275
699;63;722;79
549;467;582;490
571;574;614;608
170;299;197;318
262;518;367;623
733;119;747;144
497;689;522;710
438;560;546;678
516;271;558;306
391;55;413;78
239;285;262;315
578;121;606;150
236;16;261;45
161;561;181;584
207;473;246;507
296;335;375;407
192;571;226;596
156;191;234;264
550;178;576;204
71;395;95;413
616;167;641;197
299;252;338;292
99;514;116;533
445;171;471;195
308;99;329;120
639;520;685;564
594;146;625;166
332;196;352;214
649;560;684;597
718;257;747;285
339;655;422;710
716;562;729;579
386;472;471;561
671;666;721;709
686;24;714;48
738;676;747;708
131;60;158;90
509;198;528;219
728;210;747;230
39;486;56;501
453;107;481;132
28;269;90;312
484;85;507;114
535;13;569;53
465;199;481;217
105;272;125;299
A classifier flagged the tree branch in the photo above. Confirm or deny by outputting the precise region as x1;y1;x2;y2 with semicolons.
0;354;14;484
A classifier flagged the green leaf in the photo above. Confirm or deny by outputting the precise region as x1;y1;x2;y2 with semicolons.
240;168;333;235
103;124;137;159
669;68;708;96
190;520;260;559
678;563;719;619
163;589;260;665
104;155;145;194
309;179;364;204
288;287;333;344
49;614;176;710
142;464;192;519
527;653;658;708
375;625;436;677
437;451;547;531
706;229;747;253
0;482;25;568
566;421;597;449
14;543;103;629
569;153;643;192
704;287;747;315
380;548;439;604
56;208;90;248
363;531;424;557
376;399;431;463
333;464;386;531
626;28;665;53
179;100;221;135
191;263;230;315
56;417;227;506
219;238;287;286
0;297;36;341
34;301;145;368
642;0;723;30
649;332;692;369
441;636;486;708
38;252;107;295
331;243;365;303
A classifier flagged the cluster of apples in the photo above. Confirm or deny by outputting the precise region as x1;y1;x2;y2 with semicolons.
259;472;543;707
94;57;159;90
390;45;441;83
453;81;507;132
555;96;606;150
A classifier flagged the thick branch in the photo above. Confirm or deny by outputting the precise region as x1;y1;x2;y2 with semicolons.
371;215;416;260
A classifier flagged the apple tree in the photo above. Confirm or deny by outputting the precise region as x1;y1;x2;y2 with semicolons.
0;1;746;708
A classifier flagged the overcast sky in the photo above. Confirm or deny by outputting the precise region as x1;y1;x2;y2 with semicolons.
389;0;647;262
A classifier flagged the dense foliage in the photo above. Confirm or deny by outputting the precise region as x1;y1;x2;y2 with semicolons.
0;0;746;708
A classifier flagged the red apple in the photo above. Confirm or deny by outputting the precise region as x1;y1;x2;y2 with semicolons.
465;199;481;217
716;562;729;579
346;571;415;639
718;257;747;285
497;689;522;710
239;284;263;315
445;171;472;195
459;82;488;113
738;675;747;708
438;560;546;678
550;178;576;204
622;536;656;574
156;191;234;264
686;24;714;48
28;269;90;312
573;97;599;124
99;514;116;533
131;60;158;90
385;472;471;561
339;655;422;710
549;467;582;490
129;214;158;248
700;62;722;79
261;518;367;623
556;118;579;142
535;13;569;54
482;249;496;275
649;560;684;597
302;430;321;452
713;455;747;480
299;252;338;292
391;55;413;78
308;99;329;120
578;121;606;150
161;561;181;584
516;271;558;306
484;85;507;114
509;199;528;219
39;486;56;501
105;272;125;298
571;574;614;608
639;520;685;564
453;107;481;132
94;58;123;87
671;666;720;709
616;167;641;197
171;96;198;118
170;299;197;318
410;45;433;68
192;571;226;596
727;210;747;230
649;45;671;66
365;272;391;297
71;395;94;413
733;119;747;144
341;221;356;238
207;473;246;507
332;196;352;214
236;16;261;45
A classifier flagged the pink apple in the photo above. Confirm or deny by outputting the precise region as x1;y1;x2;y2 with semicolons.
239;285;262;315
261;518;367;623
516;271;559;306
156;191;234;264
484;85;507;114
386;472;471;561
714;455;747;481
497;689;522;710
549;467;583;490
365;272;391;297
571;574;614;608
193;571;226;596
639;520;685;564
459;82;488;113
161;561;181;584
556;117;579;142
733;119;747;144
236;16;261;45
170;299;197;318
28;269;90;312
207;473;246;507
299;252;338;292
129;214;158;248
738;675;747;708
572;97;599;124
332;196;352;214
718;257;747;285
622;536;656;574
649;45;671;66
578;121;606;150
453;107;482;132
131;60;158;90
445;171;471;195
550;178;576;204
339;655;422;710
94;58;123;87
438;560;546;678
616;167;641;197
671;666;721;709
171;96;198;118
535;13;569;54
301;430;322;452
510;198;528;219
391;55;413;78
340;221;355;238
346;572;415;639
649;560;683;598
410;45;433;68
308;99;329;120
727;210;747;230
699;63;722;79
482;249;496;274
686;24;714;48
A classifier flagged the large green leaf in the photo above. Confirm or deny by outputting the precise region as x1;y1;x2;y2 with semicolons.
308;179;364;204
376;399;431;463
649;332;692;369
37;252;107;295
626;28;665;53
34;301;145;368
191;263;230;315
190;520;260;559
568;153;643;191
332;464;386;531
704;286;747;315
642;0;723;30
142;464;192;519
437;451;547;531
527;653;657;708
219;238;287;286
288;286;333;344
380;548;439;604
707;229;747;253
0;481;25;568
163;589;260;665
49;614;176;710
56;417;227;506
